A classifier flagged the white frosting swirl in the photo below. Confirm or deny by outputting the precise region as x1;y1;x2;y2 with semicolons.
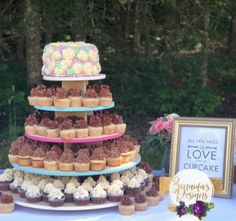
73;186;89;199
120;175;130;185
107;184;123;196
44;183;55;194
91;184;107;198
84;177;96;187
37;179;48;191
69;177;80;187
60;177;70;185
110;173;120;182
111;180;123;189
10;177;23;188
81;182;93;192
53;179;65;190
127;177;140;188
64;183;77;194
0;173;12;182
26;185;41;197
21;181;32;191
48;188;64;200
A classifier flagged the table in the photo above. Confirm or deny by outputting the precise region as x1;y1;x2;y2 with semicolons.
0;171;235;221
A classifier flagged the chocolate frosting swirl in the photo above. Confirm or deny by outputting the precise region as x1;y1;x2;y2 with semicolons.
85;88;98;98
55;87;68;99
88;115;102;127
135;194;146;203
120;195;132;205
68;88;81;97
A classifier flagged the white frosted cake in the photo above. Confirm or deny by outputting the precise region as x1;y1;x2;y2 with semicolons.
42;42;101;77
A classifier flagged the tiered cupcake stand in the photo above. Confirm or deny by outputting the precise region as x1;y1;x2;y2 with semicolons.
10;74;141;211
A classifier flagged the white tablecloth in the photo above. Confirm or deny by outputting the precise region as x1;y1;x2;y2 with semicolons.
0;184;235;221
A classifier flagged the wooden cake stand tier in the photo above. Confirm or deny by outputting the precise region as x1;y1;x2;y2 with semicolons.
25;132;124;143
11;155;141;176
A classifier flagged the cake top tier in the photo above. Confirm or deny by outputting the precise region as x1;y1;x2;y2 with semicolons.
42;42;101;77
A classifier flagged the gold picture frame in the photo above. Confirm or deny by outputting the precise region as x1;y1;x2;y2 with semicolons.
169;117;236;198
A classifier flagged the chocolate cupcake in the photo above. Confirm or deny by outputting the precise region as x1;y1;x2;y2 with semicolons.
135;194;148;211
113;114;126;133
0;172;13;191
64;183;77;202
102;114;115;135
25;185;42;203
17;142;33;166
74;118;89;138
31;147;46;168
107;184;123;202
68;88;82;107
0;194;15;213
73;186;90;206
90;184;107;204
8;136;25;164
44;150;60;170
99;85;113;106
37;86;53;107
118;195;135;216
48;188;65;207
146;188;159;206
25;113;38;135
125;177;141;197
90;147;106;171
58;150;74;171
88;115;103;137
28;87;38;106
59;118;76;139
46;119;59;138
74;150;90;172
54;87;70;108
106;149;122;167
83;88;99;107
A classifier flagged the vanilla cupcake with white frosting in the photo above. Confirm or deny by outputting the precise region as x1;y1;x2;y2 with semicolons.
73;186;90;206
107;184;124;202
64;183;77;202
90;184;107;204
25;185;42;203
125;177;141;197
48;188;65;207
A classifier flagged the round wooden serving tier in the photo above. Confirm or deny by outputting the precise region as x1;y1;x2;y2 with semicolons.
25;132;124;143
11;155;141;177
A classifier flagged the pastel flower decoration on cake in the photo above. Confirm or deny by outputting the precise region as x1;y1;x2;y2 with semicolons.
78;51;89;61
73;63;83;74
63;48;75;60
52;51;61;60
89;51;98;62
83;62;93;75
